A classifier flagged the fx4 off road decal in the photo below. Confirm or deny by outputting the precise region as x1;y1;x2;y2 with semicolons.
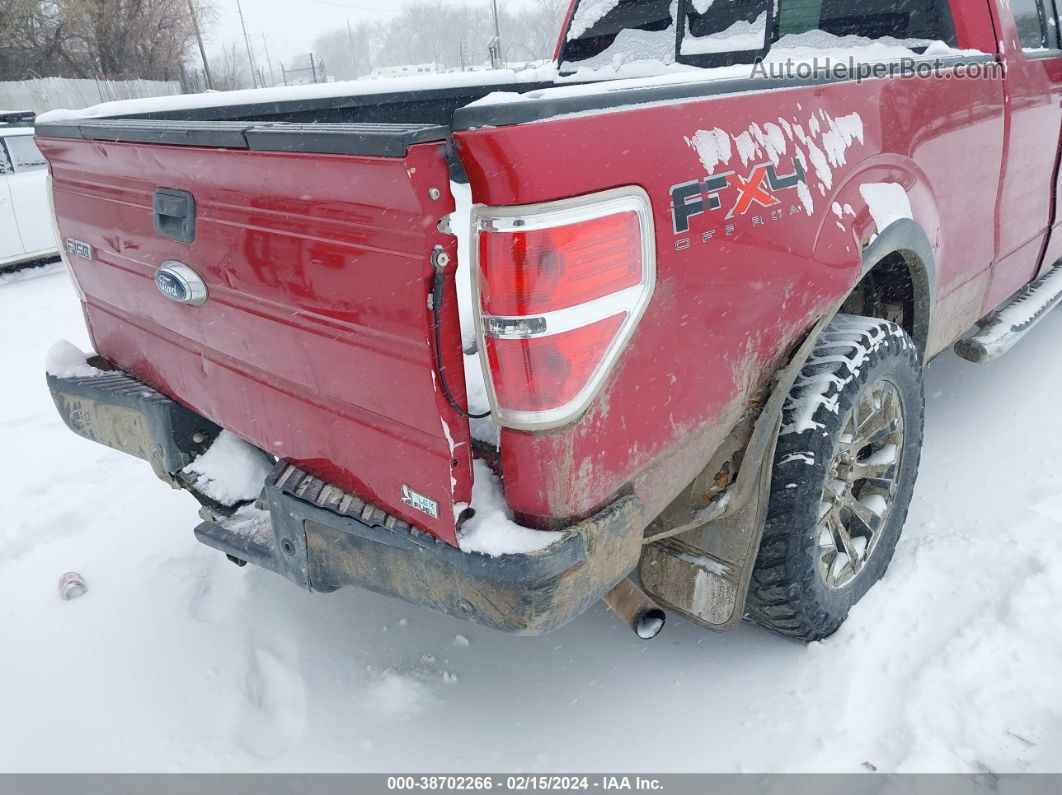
669;158;808;248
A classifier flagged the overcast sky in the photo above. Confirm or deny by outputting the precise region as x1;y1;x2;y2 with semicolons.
205;0;510;70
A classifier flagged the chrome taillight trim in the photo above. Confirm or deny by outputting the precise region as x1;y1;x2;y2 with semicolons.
470;186;656;431
484;286;643;339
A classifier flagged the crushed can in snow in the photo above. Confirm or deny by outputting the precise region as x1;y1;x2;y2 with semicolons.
58;572;88;600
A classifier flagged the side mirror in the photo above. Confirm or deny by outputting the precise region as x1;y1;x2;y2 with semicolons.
675;0;773;68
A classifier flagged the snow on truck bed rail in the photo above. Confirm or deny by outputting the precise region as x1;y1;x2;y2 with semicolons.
35;69;542;124
38;32;983;126
470;33;982;109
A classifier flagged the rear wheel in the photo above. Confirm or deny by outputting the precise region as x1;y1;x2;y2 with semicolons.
746;314;924;641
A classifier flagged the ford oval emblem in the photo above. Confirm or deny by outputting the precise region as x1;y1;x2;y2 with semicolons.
154;261;207;306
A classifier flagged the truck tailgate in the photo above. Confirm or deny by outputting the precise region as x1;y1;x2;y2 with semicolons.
37;122;473;544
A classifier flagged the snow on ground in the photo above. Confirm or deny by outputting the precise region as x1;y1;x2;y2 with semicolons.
1;263;1061;772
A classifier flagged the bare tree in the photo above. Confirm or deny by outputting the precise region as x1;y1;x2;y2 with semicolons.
211;40;251;91
314;21;374;81
0;0;210;81
307;0;565;78
0;0;68;79
372;2;457;69
513;0;569;63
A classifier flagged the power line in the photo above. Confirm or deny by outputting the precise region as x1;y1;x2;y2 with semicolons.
261;34;276;85
346;19;359;78
489;0;504;66
235;0;259;87
188;0;213;89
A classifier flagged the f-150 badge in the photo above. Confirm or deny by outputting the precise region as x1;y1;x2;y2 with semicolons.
65;239;93;260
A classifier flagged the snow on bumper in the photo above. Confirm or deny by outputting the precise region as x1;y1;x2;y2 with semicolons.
46;361;646;635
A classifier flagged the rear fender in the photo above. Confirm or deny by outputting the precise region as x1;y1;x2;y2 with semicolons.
811;156;940;355
639;224;935;630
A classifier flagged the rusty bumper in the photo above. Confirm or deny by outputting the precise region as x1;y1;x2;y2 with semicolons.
47;364;646;635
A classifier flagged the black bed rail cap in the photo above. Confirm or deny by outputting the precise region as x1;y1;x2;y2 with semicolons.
35;118;449;157
33;120;84;139
244;122;449;157
35;118;256;149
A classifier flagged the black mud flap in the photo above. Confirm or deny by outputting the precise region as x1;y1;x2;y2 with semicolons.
639;313;832;632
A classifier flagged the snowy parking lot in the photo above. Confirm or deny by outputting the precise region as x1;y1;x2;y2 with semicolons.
1;262;1060;773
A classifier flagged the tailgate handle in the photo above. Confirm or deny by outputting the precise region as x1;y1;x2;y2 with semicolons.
153;188;196;244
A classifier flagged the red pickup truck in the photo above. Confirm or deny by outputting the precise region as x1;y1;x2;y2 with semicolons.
37;0;1062;642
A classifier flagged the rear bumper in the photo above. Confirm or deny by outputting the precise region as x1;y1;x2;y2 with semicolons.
47;364;645;634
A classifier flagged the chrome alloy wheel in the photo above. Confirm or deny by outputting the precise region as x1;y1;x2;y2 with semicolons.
816;379;905;589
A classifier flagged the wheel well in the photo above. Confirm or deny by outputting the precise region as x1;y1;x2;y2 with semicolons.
840;252;928;355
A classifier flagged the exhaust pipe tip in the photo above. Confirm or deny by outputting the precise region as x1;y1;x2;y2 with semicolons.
635;606;666;639
602;577;666;640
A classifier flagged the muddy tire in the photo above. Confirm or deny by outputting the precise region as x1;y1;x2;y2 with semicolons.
746;314;924;642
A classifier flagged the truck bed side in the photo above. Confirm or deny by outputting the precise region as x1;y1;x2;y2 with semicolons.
452;48;1004;525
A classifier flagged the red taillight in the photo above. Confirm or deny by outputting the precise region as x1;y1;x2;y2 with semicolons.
473;188;655;430
485;314;626;412
479;212;642;316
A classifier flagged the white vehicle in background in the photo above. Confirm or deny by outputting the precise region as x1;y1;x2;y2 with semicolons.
1;113;59;271
369;63;438;79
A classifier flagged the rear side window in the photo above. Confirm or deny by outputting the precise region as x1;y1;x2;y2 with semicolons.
681;0;770;59
560;0;962;71
776;0;958;46
1011;0;1060;50
4;135;47;171
562;0;675;66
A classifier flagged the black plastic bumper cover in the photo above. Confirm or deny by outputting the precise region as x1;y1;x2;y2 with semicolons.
46;365;221;480
47;365;645;635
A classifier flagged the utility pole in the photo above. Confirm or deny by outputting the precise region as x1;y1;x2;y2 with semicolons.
346;19;358;79
261;34;276;86
490;0;504;67
235;0;258;88
187;0;213;89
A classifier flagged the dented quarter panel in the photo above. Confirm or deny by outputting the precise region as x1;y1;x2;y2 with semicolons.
454;49;1005;525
